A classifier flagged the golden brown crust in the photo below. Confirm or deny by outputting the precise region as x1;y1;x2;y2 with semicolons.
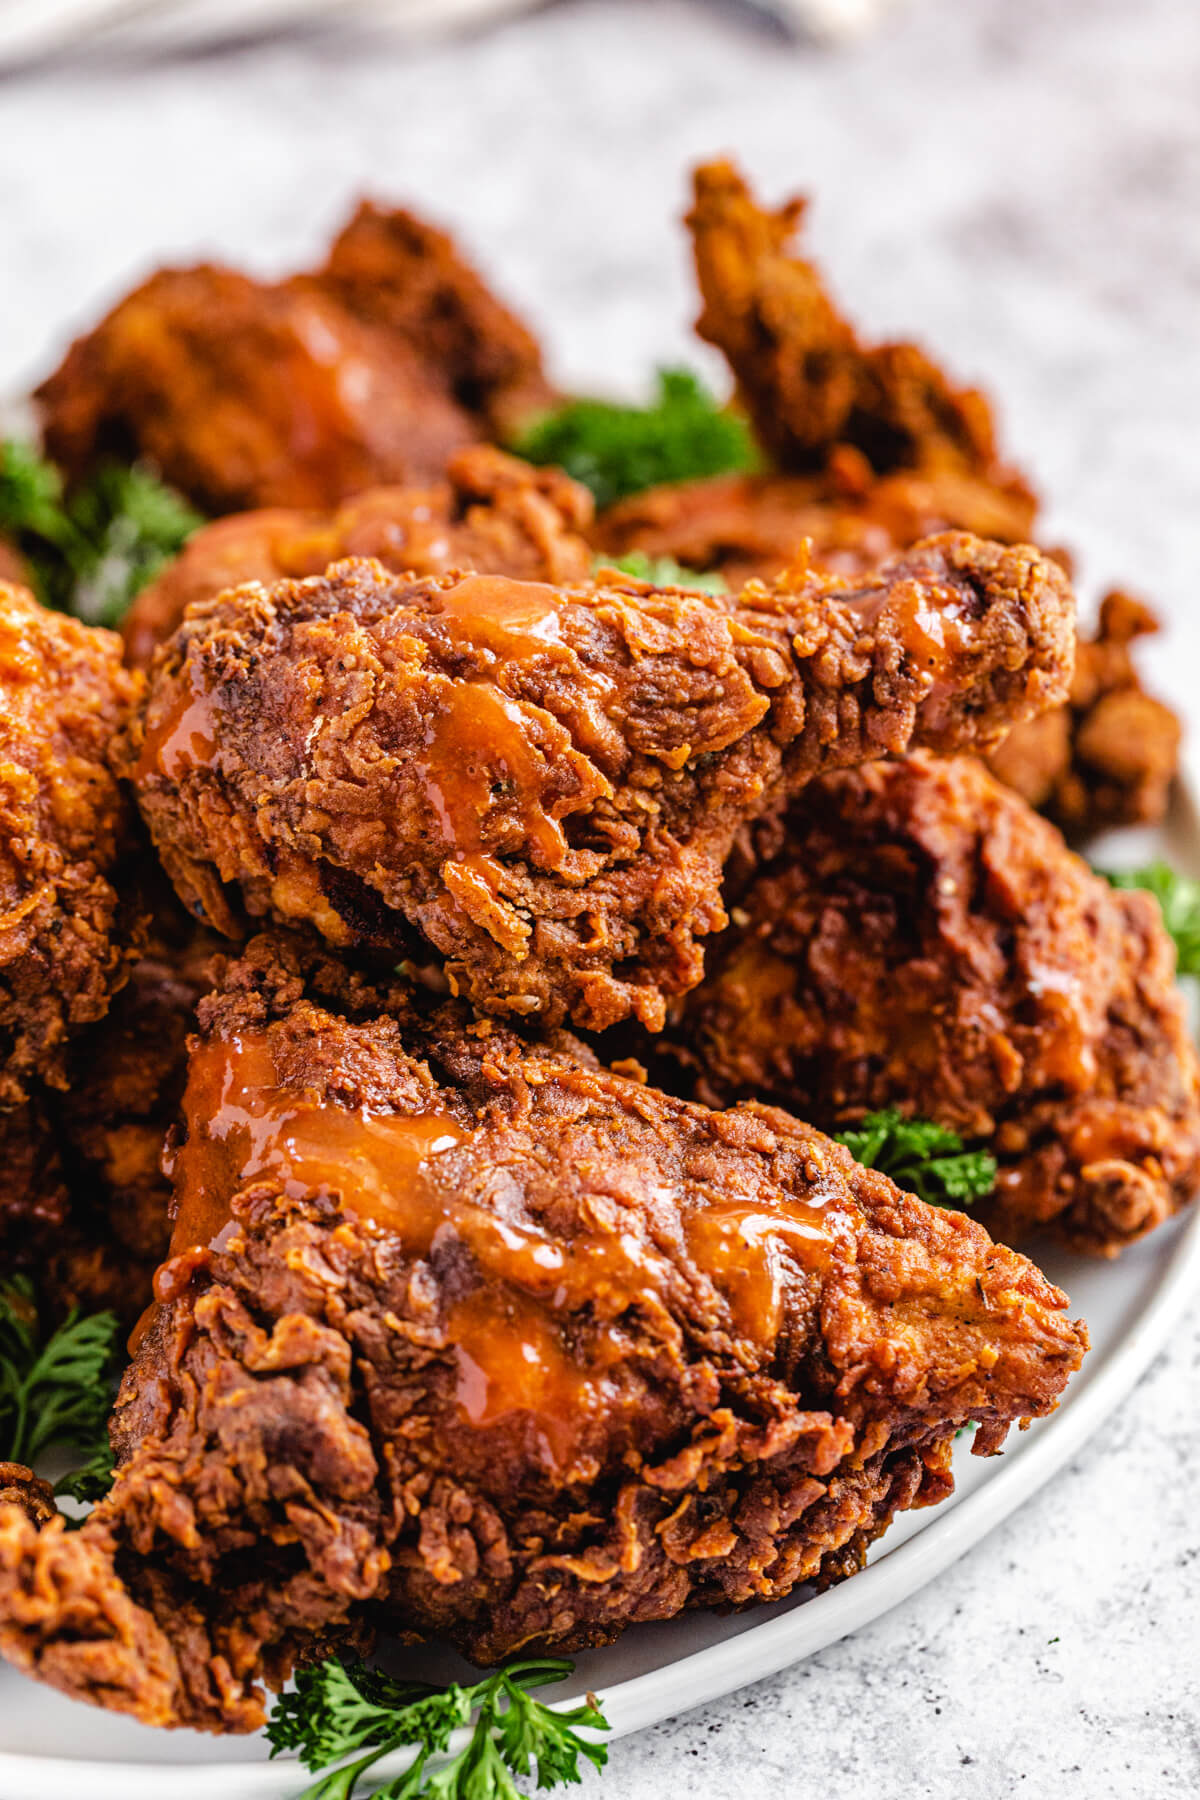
0;892;220;1325
315;200;555;439
122;446;594;669
595;458;1038;590
118;535;1074;1032
675;753;1200;1255
0;935;1085;1730
987;591;1181;835
0;584;140;1105
0;1466;56;1528
687;160;1034;512
36;267;476;516
35;201;554;519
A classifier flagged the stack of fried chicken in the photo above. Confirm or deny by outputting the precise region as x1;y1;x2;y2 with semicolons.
0;162;1194;1738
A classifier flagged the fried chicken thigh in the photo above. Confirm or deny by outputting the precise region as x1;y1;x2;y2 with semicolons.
119;533;1074;1032
676;754;1200;1255
36;202;554;516
0;937;1086;1730
121;446;594;668
0;583;139;1106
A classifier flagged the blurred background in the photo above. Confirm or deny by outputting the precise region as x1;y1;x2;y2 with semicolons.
1;2;1198;1794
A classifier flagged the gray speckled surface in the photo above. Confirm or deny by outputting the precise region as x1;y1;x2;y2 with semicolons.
0;1;1198;1792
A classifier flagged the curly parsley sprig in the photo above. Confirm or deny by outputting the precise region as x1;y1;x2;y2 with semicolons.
513;368;759;510
1103;861;1200;976
268;1656;609;1800
0;439;201;626
835;1110;996;1209
0;1276;120;1502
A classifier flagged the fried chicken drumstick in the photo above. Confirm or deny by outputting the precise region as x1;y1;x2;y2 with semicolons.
0;937;1086;1731
674;753;1200;1255
120;532;1074;1032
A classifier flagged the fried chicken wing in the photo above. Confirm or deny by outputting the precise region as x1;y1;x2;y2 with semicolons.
121;445;594;668
0;584;139;1106
688;161;1034;503
36;200;554;516
118;533;1074;1032
675;754;1200;1255
0;935;1085;1730
987;590;1181;835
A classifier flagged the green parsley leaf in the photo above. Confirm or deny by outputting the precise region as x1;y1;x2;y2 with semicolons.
0;1276;121;1491
268;1655;609;1800
512;368;759;510
594;549;728;596
835;1109;997;1209
1103;861;1200;976
0;440;201;626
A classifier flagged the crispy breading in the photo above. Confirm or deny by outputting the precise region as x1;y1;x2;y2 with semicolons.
988;590;1181;835
36;201;554;516
595;457;1037;590
121;446;594;668
316;200;555;440
687;159;1034;507
0;584;139;1106
0;891;220;1324
36;267;476;516
0;935;1085;1730
674;753;1200;1255
118;534;1074;1032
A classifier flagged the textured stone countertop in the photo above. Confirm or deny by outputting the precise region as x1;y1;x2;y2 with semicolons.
0;1;1198;1794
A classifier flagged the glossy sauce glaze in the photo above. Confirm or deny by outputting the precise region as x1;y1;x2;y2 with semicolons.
157;1030;846;1472
413;574;612;870
133;674;218;784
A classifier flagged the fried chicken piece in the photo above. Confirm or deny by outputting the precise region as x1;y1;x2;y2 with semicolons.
0;584;139;1106
36;268;476;516
687;160;1035;512
36;201;554;518
121;446;594;669
596;455;1037;591
0;1467;55;1529
119;533;1074;1033
988;591;1181;835
316;201;555;440
0;895;220;1323
0;935;1086;1730
674;754;1200;1256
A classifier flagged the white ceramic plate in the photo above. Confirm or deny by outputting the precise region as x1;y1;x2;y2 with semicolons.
2;793;1198;1800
